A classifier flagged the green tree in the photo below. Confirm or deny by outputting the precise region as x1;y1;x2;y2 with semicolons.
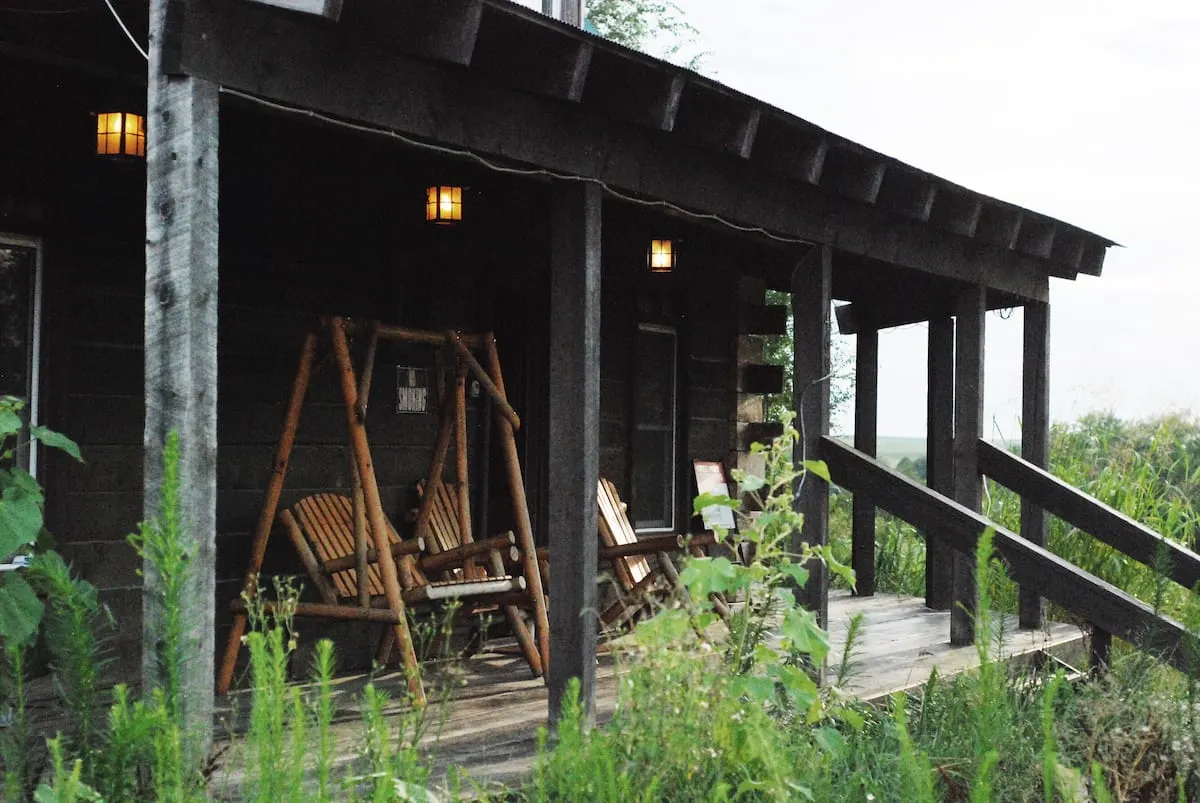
763;290;855;428
585;0;706;68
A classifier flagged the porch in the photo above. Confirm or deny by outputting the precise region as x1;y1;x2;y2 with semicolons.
208;591;1086;794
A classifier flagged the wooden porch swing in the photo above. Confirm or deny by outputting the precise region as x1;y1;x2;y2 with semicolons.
215;317;550;705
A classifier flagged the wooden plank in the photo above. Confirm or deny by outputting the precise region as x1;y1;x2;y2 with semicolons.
793;245;832;630
818;437;1200;677
978;440;1200;593
739;304;787;336
925;316;954;611
739;363;785;394
547;181;602;724
243;0;343;20
951;286;985;644
143;0;220;762
176;0;1060;300
852;327;878;596
1019;300;1049;628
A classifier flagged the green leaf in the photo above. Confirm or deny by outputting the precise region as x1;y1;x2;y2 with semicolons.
0;484;45;558
692;492;737;515
778;561;810;587
678;556;740;598
802;459;831;483
813;726;845;755
30;426;83;463
0;572;45;646
0;408;21;439
781;607;830;664
737;473;766;493
820;546;857;589
735;675;776;703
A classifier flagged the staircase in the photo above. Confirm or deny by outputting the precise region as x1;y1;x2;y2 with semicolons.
819;436;1200;676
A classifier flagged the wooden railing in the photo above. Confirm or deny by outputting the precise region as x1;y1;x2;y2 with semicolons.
977;440;1200;592
818;436;1200;676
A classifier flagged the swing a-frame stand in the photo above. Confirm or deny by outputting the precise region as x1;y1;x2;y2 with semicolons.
215;317;550;705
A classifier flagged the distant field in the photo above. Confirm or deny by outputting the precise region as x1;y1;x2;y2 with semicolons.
873;436;925;468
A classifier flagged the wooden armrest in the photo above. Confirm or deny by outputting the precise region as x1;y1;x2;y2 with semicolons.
420;532;517;573
321;536;425;574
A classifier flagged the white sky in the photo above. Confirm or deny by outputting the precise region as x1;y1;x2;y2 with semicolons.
522;1;1200;437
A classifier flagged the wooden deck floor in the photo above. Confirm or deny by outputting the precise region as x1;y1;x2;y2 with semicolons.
209;591;1086;794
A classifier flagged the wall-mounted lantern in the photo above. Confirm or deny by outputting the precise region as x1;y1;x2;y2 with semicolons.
426;185;463;224
96;112;145;158
647;238;676;273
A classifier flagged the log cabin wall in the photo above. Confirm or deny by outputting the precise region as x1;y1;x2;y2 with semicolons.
6;59;747;675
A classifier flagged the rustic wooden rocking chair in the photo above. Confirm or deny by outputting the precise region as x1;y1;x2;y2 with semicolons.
215;318;549;704
595;477;729;628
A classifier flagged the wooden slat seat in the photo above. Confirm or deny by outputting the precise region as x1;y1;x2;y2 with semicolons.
291;493;400;599
412;479;544;675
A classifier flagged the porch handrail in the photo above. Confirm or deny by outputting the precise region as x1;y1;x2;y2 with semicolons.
818;436;1200;677
977;440;1200;592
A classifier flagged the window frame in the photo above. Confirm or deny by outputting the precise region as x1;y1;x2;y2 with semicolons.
0;234;44;478
631;322;678;533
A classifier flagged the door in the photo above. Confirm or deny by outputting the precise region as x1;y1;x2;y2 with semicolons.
0;236;43;475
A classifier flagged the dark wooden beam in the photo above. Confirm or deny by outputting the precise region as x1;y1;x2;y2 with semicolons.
547;181;601;725
852;327;878;596
245;0;343;19
980;441;1200;594
820;146;887;204
876;168;937;222
1050;229;1086;274
1019;301;1049;628
793;246;832;631
951;285;985;644
660;74;686;131
1018;216;1057;260
674;83;763;159
740;363;784;395
926;315;955;610
144;0;219;764
975;205;1023;250
175;0;1056;299
818;436;1200;677
336;0;482;65
835;294;956;335
739;304;787;336
470;5;592;101
930;189;983;238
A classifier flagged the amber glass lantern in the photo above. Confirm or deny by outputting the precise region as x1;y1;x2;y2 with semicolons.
96;112;145;158
647;239;676;273
426;185;463;224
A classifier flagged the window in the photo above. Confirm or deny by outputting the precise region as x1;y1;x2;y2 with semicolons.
632;324;676;532
0;236;43;476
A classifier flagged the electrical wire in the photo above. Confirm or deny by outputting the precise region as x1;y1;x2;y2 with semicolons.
100;0;147;60
218;86;813;247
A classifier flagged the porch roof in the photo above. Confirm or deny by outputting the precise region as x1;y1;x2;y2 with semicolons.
3;0;1116;297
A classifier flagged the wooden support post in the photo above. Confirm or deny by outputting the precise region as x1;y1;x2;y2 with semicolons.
143;0;219;761
793;245;832;630
852;327;878;596
329;318;425;705
1020;301;1050;629
216;334;315;694
925;316;955;610
453;365;479;577
547;181;601;725
484;337;550;673
952;286;986;645
1090;627;1112;674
